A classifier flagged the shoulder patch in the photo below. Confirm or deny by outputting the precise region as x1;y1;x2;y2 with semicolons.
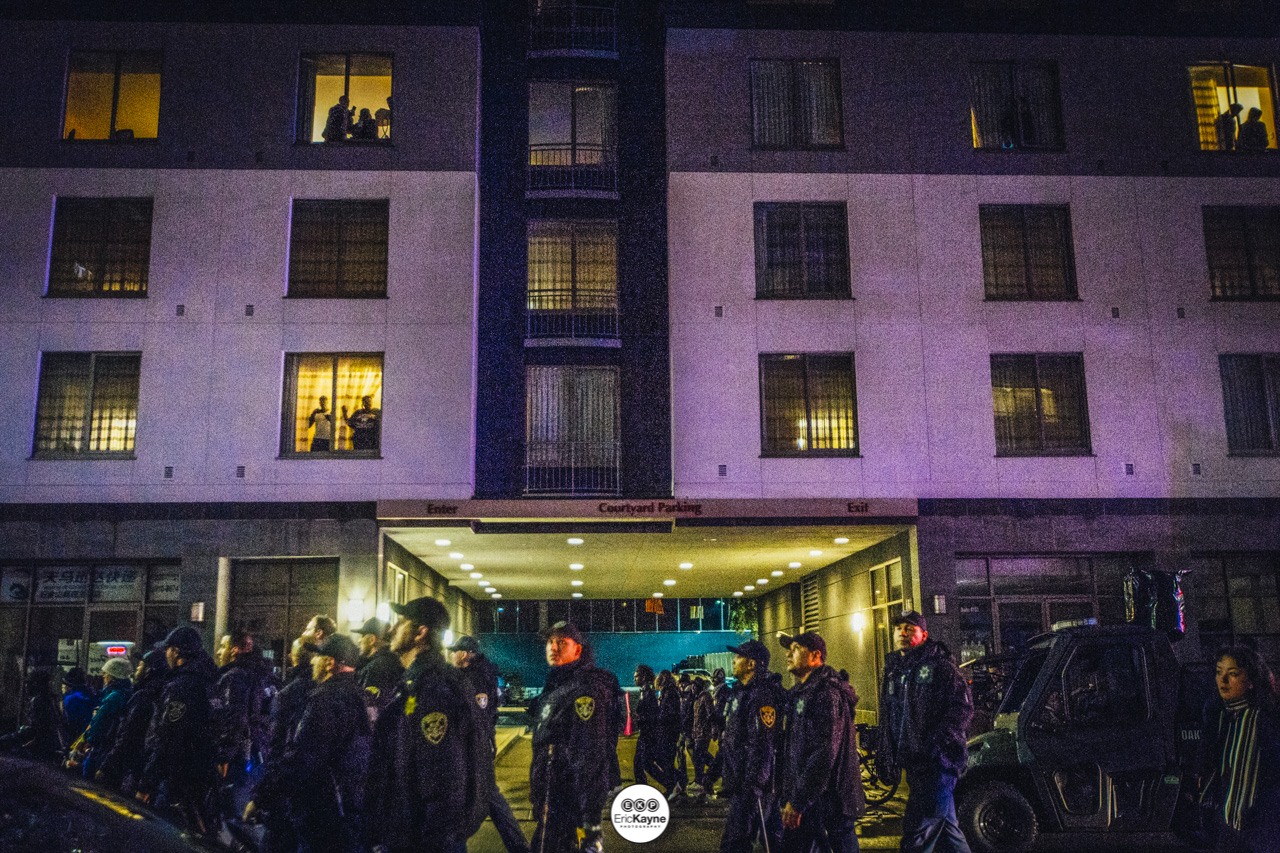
476;693;488;710
759;705;776;728
163;701;186;723
365;685;381;699
575;696;595;721
404;696;417;716
421;711;448;745
795;698;805;716
917;665;933;684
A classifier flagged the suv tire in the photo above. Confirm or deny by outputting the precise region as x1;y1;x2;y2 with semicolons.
957;781;1038;853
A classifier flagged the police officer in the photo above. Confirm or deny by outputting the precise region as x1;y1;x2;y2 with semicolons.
214;628;269;783
778;632;864;853
530;621;621;853
451;634;531;853
365;596;492;853
879;611;973;853
261;636;314;853
355;616;403;719
247;633;371;853
139;626;220;835
718;639;785;853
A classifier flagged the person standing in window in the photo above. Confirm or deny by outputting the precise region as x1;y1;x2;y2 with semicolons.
1217;103;1244;151
1239;108;1271;151
322;95;353;143
342;395;381;451
308;396;333;451
353;108;379;140
1199;646;1280;853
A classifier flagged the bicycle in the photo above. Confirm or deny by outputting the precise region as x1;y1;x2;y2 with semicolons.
855;723;900;806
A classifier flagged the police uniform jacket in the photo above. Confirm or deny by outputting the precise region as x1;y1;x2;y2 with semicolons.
365;652;492;849
878;639;973;778
459;653;501;735
215;655;269;766
97;669;164;786
780;665;865;821
719;671;785;799
140;654;219;796
530;656;622;828
356;646;404;711
268;667;313;759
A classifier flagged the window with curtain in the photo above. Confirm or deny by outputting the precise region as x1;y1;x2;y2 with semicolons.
754;202;850;298
47;198;153;297
33;353;140;458
528;81;617;192
1203;206;1280;299
759;354;859;456
991;353;1091;455
281;353;383;456
1220;354;1280;454
288;200;389;298
969;61;1064;150
980;204;1077;300
298;53;393;143
525;365;619;494
1188;63;1277;152
527;220;618;337
63;51;161;141
750;59;843;150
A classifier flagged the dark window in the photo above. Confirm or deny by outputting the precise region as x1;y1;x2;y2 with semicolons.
980;205;1077;300
759;354;859;456
529;81;616;193
298;54;392;144
991;353;1091;455
1189;553;1280;660
530;0;616;53
1203;207;1280;299
754;203;850;299
288;200;389;298
231;558;339;670
525;365;619;494
969;61;1064;150
281;353;383;456
527;220;618;337
63;51;161;141
1220;354;1280;454
1189;63;1277;152
750;59;842;150
33;353;140;458
47;198;152;297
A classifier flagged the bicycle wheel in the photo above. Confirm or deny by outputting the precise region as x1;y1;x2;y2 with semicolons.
860;750;899;805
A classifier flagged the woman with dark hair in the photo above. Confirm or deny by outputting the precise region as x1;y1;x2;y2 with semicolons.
1201;645;1280;853
655;670;683;795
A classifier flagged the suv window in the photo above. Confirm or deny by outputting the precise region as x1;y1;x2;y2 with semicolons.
1038;644;1148;727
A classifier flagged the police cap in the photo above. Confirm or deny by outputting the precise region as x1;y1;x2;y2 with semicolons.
390;596;451;632
727;639;770;668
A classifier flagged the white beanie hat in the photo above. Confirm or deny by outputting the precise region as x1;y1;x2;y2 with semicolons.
102;658;133;681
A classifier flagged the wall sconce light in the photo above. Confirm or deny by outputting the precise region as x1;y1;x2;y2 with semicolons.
443;629;455;648
375;602;392;623
346;597;366;626
190;602;205;623
851;611;866;632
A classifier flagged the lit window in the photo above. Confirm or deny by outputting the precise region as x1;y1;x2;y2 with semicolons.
1189;63;1277;152
969;61;1064;150
526;365;619;494
527;220;618;337
33;353;140;457
282;354;383;456
298;54;393;144
754;202;850;299
979;205;1077;300
288;200;389;298
750;59;843;150
47;198;152;297
1203;206;1280;299
528;81;617;193
1219;354;1280;454
991;354;1091;456
759;354;859;456
63;52;161;141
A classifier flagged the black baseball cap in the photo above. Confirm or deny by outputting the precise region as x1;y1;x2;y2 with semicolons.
305;633;361;668
780;631;827;659
390;596;451;632
449;635;481;653
161;626;204;657
893;610;928;632
727;639;770;668
354;617;389;637
542;621;585;645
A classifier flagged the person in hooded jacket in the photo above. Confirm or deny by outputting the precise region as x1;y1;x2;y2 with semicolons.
139;625;222;836
364;596;493;853
0;669;63;762
778;632;865;853
530;622;621;853
879;611;973;853
80;656;132;779
718;640;785;853
96;650;167;793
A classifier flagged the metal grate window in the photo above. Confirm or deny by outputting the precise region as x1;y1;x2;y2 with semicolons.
288;200;389;298
1220;354;1280;454
991;353;1091;456
980;205;1077;300
527;220;619;337
801;575;821;632
526;365;620;495
759;354;859;456
969;61;1064;150
750;59;843;150
530;0;616;53
1203;207;1280;299
33;353;140;457
48;198;153;297
754;203;850;299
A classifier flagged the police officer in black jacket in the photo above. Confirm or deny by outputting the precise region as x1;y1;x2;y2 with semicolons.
530;621;621;853
778;632;864;853
451;634;531;853
365;596;492;853
246;633;371;853
355;617;403;719
718;640;785;853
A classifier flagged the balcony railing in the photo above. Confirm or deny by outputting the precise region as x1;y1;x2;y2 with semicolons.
529;144;617;193
525;440;620;495
530;1;616;53
527;308;619;339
